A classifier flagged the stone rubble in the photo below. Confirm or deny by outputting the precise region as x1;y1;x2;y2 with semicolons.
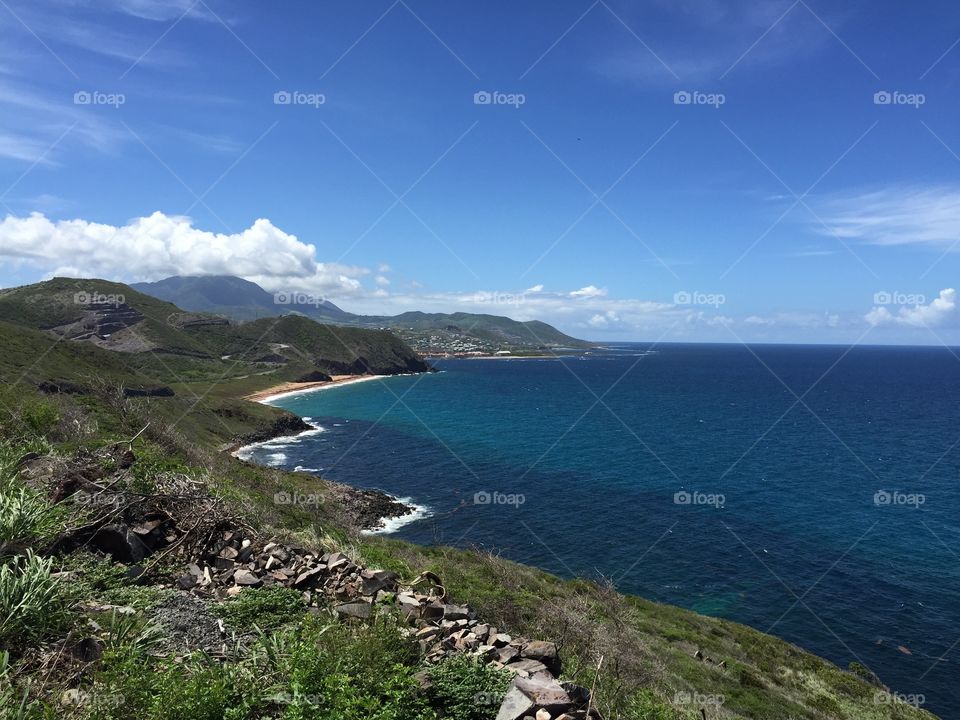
181;532;603;720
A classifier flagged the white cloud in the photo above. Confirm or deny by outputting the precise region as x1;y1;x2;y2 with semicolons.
588;310;620;328
570;285;607;299
0;211;368;296
525;284;544;293
375;275;390;287
819;185;960;248
866;288;957;328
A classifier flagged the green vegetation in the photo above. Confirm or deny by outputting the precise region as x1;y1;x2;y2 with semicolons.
424;657;511;720
88;617;434;720
0;278;939;719
213;586;307;629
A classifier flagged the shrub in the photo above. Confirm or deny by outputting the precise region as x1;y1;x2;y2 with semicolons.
65;552;169;610
213;586;308;629
424;656;511;720
87;616;435;720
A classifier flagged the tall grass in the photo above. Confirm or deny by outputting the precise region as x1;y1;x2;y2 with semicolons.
0;552;68;652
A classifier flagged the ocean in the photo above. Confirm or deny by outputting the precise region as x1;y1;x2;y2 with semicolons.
238;343;960;717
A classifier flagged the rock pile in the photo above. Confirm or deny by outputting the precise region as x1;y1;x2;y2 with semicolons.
180;533;602;720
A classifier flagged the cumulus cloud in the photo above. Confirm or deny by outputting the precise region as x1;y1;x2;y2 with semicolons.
570;285;607;299
525;284;544;293
588;310;620;328
866;288;957;328
0;211;368;296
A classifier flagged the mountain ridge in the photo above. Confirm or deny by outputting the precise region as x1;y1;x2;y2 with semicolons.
131;275;592;352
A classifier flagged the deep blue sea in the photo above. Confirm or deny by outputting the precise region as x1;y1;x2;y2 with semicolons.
241;344;960;717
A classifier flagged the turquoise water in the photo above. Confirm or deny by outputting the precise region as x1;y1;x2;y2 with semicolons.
245;344;960;716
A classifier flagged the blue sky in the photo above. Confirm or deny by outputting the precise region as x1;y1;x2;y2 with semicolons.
1;0;959;343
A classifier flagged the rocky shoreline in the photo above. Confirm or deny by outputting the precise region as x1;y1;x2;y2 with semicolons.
229;398;423;535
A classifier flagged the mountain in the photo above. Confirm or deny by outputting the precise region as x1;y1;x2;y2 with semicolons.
362;311;587;349
130;275;354;323
131;275;593;352
0;277;430;382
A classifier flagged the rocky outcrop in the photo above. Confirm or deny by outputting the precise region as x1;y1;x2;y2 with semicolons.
123;386;175;398
37;380;87;395
319;355;431;377
234;414;312;446
295;370;334;383
179;535;602;720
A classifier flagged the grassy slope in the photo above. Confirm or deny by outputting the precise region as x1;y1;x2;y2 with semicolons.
0;283;937;720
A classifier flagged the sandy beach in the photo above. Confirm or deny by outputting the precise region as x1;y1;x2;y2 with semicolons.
243;374;382;403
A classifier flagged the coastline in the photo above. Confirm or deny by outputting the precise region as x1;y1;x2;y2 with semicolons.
236;371;432;535
244;373;383;403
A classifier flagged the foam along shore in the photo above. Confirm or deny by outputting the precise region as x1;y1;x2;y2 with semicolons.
360;498;432;535
244;374;384;404
239;373;433;535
